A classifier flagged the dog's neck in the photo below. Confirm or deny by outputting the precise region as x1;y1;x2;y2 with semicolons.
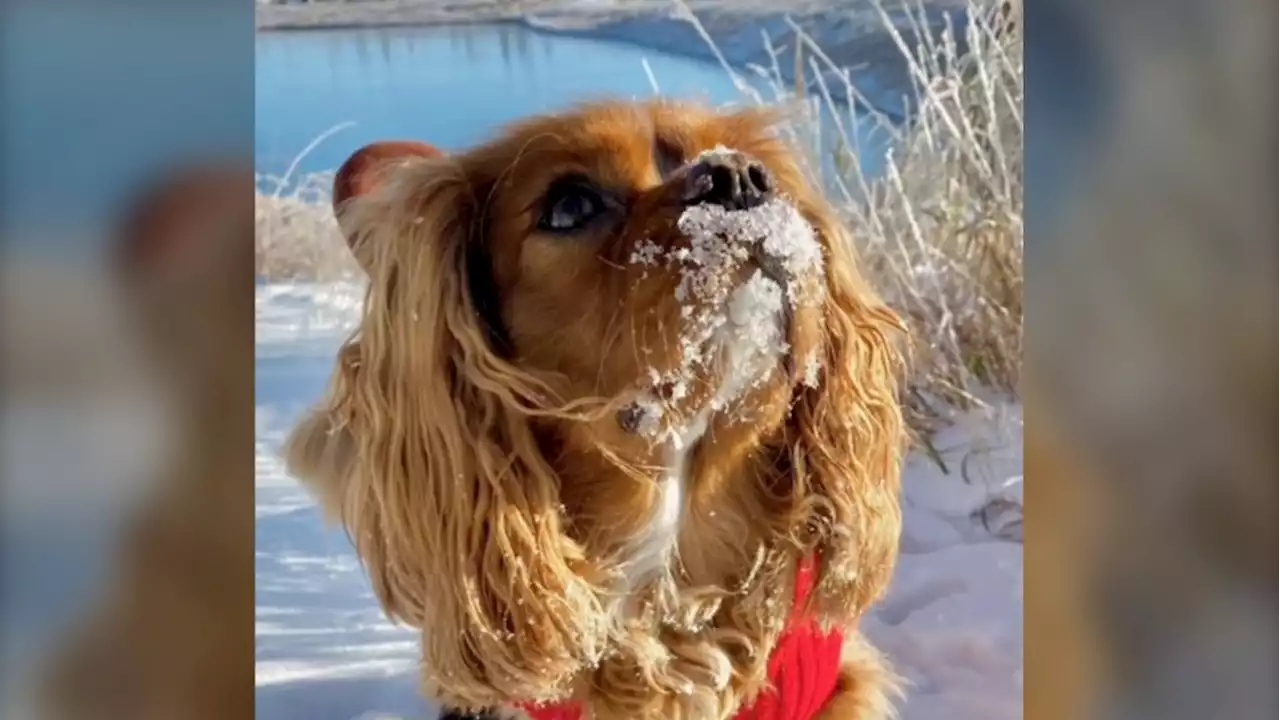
622;423;700;591
558;440;771;586
622;326;784;591
552;385;793;600
541;265;802;602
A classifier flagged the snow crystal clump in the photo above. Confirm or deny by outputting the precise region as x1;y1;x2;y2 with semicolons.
627;193;826;438
630;237;663;267
676;198;824;307
712;270;789;411
694;144;739;163
802;351;822;389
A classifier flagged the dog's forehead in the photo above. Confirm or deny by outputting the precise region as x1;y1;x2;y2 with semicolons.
486;102;773;190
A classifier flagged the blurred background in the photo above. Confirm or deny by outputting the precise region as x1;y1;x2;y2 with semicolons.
1024;1;1275;719
2;1;255;718
0;0;1272;719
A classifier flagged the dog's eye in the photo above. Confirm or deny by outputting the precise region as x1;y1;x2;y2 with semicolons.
538;181;604;233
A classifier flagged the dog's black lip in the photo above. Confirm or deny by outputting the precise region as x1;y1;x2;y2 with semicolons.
616;402;646;434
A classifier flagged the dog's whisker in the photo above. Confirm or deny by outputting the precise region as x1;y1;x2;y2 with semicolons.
595;307;625;395
598;254;627;272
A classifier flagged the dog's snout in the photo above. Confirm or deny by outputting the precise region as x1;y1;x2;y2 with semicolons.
682;151;774;211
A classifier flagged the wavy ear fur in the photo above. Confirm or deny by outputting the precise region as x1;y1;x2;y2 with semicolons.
284;154;607;710
332;140;442;269
791;207;907;624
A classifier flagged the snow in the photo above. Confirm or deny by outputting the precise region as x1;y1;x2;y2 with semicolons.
254;282;1023;720
256;282;433;720
675;196;824;309
867;403;1023;720
627;196;827;443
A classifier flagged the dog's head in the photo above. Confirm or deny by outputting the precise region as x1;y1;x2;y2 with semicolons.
286;100;904;709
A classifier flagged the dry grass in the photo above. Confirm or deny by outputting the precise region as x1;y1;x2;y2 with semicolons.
679;0;1022;433
752;0;1023;432
256;170;358;281
254;0;1023;433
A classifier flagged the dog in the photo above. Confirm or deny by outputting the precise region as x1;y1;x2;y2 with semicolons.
286;99;907;720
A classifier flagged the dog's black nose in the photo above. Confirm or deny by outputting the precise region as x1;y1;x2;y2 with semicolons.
682;149;775;211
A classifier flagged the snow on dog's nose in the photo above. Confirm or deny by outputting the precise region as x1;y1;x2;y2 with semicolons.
619;147;825;440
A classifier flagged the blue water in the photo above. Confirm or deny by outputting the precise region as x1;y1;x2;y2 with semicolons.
258;25;758;178
255;24;890;183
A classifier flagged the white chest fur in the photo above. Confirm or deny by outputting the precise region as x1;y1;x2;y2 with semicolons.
618;427;700;590
619;275;788;592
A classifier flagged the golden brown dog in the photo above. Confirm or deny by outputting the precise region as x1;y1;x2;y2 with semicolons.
287;100;907;720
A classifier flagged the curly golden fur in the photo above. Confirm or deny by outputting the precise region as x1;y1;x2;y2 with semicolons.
286;100;906;719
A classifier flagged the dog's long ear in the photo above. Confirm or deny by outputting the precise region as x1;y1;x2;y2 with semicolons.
284;141;447;519
332;141;443;269
286;154;606;710
331;141;513;355
790;204;907;625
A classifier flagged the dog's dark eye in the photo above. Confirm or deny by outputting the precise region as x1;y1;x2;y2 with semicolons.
538;180;604;233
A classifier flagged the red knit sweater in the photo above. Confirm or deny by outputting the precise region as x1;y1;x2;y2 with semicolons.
519;558;844;720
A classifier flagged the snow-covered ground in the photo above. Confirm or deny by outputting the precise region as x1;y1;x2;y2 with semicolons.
254;282;1023;720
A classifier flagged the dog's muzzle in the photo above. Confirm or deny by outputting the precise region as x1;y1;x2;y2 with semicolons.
616;149;819;435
